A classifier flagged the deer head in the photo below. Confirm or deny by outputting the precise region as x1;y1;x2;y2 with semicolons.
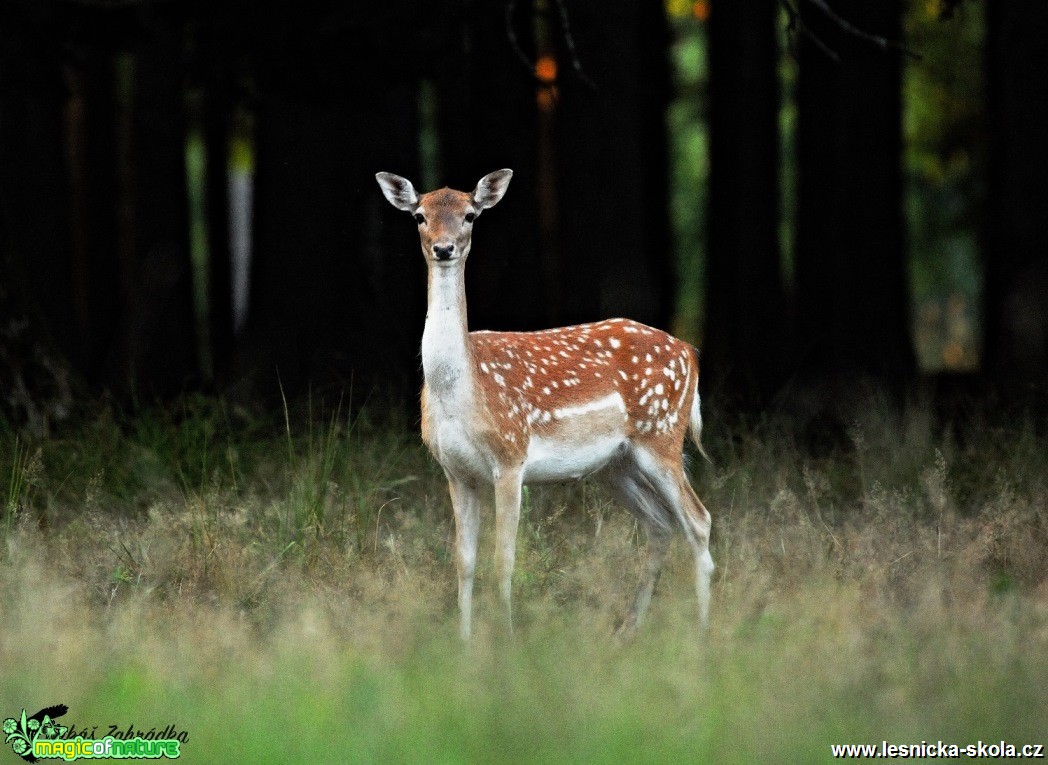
375;170;513;265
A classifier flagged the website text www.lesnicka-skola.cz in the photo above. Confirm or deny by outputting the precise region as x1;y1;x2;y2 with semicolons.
830;741;1045;759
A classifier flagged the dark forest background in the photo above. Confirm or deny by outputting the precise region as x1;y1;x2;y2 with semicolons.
1;0;1046;435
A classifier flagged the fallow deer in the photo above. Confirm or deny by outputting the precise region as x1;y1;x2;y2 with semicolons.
376;169;714;640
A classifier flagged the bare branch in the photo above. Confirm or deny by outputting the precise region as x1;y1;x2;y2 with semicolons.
551;0;596;89
780;0;839;63
780;0;921;63
505;0;537;78
503;0;596;90
805;0;921;60
781;0;800;34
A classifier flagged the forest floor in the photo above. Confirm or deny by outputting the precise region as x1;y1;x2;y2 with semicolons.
1;395;1047;762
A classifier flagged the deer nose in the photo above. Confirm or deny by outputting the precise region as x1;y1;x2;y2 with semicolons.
433;243;455;261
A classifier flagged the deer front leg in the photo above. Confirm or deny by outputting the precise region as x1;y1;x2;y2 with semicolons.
447;474;481;641
493;469;524;634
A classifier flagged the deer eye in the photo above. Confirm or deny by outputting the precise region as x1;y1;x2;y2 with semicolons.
464;212;476;224
413;213;426;225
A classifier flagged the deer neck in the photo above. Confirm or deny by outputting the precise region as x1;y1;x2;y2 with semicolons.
421;263;475;399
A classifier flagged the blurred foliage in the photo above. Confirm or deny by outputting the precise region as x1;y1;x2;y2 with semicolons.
665;1;984;371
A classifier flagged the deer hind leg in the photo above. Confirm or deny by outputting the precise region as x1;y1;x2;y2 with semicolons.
624;523;673;637
447;474;481;641
632;447;715;630
606;468;675;636
493;469;524;635
679;479;714;628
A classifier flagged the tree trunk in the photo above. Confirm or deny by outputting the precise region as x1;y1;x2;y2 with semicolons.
65;18;123;383
983;1;1048;397
703;0;785;409
552;0;673;329
0;1;76;431
437;0;544;331
241;7;423;401
100;8;198;398
197;16;236;386
793;0;913;398
0;2;77;362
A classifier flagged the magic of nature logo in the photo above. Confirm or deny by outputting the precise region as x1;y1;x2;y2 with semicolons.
3;705;185;761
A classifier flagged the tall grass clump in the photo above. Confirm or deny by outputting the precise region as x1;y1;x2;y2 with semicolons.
274;394;423;560
0;395;1046;762
4;436;41;534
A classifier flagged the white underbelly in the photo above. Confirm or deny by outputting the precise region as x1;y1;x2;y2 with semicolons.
522;431;625;483
425;386;629;484
522;392;628;483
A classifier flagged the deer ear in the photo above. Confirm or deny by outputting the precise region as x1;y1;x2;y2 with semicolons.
472;169;513;210
376;172;419;212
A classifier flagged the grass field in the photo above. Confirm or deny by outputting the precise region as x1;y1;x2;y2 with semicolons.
2;396;1047;762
